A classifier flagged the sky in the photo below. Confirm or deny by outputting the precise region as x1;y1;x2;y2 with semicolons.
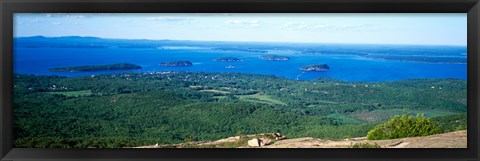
14;13;467;46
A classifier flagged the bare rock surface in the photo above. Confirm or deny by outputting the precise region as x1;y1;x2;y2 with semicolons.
132;130;466;148
262;130;467;148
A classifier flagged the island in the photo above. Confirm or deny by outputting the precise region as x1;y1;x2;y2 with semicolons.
215;48;267;53
260;55;290;61
160;61;193;67
300;64;330;72
214;57;243;62
49;63;142;72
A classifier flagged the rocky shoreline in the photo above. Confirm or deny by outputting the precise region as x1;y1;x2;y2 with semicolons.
300;64;330;72
160;61;193;67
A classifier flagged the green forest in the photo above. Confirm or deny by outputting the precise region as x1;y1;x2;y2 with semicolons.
12;72;467;148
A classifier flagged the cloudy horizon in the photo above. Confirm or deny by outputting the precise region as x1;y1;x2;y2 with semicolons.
14;13;467;46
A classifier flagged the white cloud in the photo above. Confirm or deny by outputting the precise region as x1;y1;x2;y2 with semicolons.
46;13;86;19
147;17;199;24
224;19;261;27
52;22;62;25
281;22;374;31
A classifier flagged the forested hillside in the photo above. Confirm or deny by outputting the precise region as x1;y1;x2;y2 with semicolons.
13;72;467;148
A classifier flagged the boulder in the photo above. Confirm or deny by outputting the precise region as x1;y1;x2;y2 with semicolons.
273;133;287;140
261;138;272;146
248;138;261;147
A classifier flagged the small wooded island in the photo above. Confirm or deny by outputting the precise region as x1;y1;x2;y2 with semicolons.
300;64;330;72
49;63;142;72
260;54;290;61
160;61;193;67
214;57;243;62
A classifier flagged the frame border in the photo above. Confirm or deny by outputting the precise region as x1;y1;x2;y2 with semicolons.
1;0;479;161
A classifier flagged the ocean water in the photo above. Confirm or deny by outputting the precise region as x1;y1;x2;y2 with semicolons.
13;46;467;82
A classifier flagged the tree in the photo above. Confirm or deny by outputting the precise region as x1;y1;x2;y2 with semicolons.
367;113;442;140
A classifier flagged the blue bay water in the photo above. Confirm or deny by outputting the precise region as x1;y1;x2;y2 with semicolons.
14;47;467;82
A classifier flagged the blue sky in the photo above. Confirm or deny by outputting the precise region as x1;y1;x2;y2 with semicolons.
14;13;466;46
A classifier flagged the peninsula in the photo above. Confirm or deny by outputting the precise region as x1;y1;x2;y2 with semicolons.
160;61;193;67
260;55;290;61
214;57;243;62
49;63;142;72
300;64;330;72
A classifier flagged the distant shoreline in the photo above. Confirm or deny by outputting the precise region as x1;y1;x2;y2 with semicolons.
14;36;468;47
358;57;467;64
296;53;466;64
12;71;468;83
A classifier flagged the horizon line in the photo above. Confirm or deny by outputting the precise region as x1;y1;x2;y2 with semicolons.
14;35;468;47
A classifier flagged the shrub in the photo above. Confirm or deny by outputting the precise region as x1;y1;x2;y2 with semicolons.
351;142;381;148
367;113;442;140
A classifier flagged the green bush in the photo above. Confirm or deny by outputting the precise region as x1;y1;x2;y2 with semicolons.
367;113;442;140
351;142;381;148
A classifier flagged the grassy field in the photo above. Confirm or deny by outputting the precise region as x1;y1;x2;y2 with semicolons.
211;92;287;106
189;85;202;89
199;90;230;94
46;90;93;97
238;93;287;106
